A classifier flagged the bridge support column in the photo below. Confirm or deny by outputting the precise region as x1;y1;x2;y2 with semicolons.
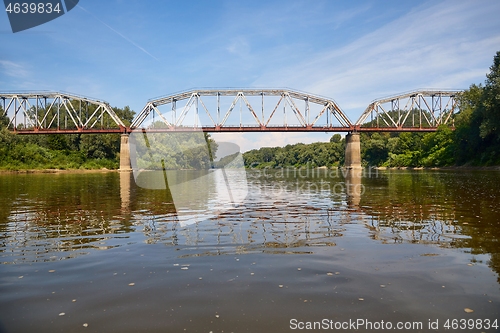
345;132;362;169
119;134;132;171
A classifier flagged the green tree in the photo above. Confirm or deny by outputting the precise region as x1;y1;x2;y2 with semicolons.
0;106;9;129
113;106;135;126
454;51;500;165
330;133;342;143
454;85;484;164
420;126;455;166
479;51;500;140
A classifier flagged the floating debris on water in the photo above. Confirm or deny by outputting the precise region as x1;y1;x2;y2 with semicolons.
464;308;474;313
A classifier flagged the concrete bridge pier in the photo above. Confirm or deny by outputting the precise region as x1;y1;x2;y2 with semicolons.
119;134;132;171
345;132;362;169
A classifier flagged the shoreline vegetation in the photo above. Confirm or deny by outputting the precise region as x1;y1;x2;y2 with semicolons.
1;51;499;171
1;164;499;175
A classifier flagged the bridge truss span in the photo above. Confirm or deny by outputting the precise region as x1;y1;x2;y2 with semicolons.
0;91;126;134
131;88;354;132
355;90;461;131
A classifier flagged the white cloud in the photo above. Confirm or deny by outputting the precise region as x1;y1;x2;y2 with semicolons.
252;0;500;121
0;60;29;78
226;36;251;57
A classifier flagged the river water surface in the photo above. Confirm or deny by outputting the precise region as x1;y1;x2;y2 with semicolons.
0;169;499;332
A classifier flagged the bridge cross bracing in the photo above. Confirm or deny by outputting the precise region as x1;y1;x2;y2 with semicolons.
0;91;126;134
355;90;460;132
131;89;352;132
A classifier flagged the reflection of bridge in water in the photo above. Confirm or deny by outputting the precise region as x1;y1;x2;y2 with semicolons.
119;169;471;249
1;170;497;265
1;89;460;169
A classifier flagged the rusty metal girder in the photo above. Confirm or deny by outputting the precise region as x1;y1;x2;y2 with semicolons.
2;88;465;135
355;90;460;129
0;91;126;133
130;88;353;131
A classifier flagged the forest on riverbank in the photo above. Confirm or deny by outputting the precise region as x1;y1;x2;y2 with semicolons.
244;51;500;168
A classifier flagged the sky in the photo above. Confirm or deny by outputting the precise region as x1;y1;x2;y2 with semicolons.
1;0;500;151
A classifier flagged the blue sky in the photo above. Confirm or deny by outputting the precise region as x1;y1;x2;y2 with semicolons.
1;0;500;151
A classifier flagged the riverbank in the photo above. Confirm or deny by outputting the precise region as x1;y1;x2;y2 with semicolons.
2;164;499;174
0;167;118;174
373;165;500;171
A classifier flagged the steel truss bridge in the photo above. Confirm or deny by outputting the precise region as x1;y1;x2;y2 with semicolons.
1;89;461;134
0;91;126;134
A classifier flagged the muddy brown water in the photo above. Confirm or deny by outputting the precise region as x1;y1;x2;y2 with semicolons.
0;169;499;332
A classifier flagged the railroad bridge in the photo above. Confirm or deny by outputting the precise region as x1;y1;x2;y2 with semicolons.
0;88;460;170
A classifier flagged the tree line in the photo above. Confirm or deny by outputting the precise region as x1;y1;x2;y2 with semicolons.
243;134;345;168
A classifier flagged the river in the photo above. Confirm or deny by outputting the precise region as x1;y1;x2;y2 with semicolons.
0;169;499;332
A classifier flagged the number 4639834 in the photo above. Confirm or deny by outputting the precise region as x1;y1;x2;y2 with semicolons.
5;2;62;14
443;318;498;330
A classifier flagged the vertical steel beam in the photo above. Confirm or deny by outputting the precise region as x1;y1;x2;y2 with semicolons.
261;92;264;124
306;97;309;125
217;93;220;125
